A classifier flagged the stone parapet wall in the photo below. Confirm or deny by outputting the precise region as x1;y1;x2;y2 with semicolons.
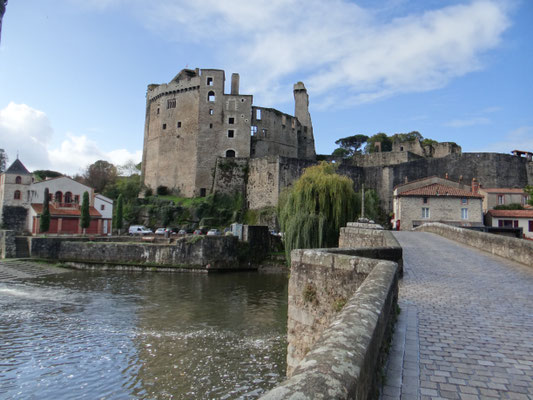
30;236;241;270
415;222;533;267
0;230;16;258
261;255;398;400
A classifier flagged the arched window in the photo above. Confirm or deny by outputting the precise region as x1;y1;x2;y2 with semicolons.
207;91;215;102
65;192;73;203
225;150;236;158
15;176;22;184
55;191;63;203
14;190;21;200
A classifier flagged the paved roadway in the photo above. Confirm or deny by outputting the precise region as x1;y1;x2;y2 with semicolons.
382;231;533;400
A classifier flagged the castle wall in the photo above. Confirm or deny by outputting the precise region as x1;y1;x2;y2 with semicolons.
212;157;249;197
251;107;299;159
352;151;422;167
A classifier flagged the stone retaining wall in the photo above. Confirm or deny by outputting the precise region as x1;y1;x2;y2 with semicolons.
0;230;16;258
29;236;242;270
261;253;398;400
415;222;533;267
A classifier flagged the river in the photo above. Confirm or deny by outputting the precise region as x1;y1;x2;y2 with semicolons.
0;269;288;399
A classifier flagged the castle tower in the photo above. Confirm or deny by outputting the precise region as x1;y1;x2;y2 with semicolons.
0;158;32;231
293;82;316;160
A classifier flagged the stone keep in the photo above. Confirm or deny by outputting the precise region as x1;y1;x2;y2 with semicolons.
141;68;316;197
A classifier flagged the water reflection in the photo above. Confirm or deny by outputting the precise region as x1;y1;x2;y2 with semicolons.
0;270;288;399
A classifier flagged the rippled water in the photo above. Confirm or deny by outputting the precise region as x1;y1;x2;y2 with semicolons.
0;270;288;399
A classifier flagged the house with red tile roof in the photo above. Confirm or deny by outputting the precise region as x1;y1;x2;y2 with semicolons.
0;159;113;235
392;176;484;230
485;209;533;239
478;187;530;212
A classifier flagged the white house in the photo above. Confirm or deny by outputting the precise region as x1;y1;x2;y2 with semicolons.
485;209;533;239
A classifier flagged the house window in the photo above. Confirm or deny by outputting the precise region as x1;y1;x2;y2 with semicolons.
461;198;468;205
225;149;236;158
101;204;105;210
422;207;430;219
209;109;214;115
208;91;215;102
55;191;63;203
228;117;235;125
15;176;21;184
167;99;176;109
529;220;533;232
228;130;234;138
498;195;504;205
498;219;513;227
422;197;428;204
207;77;213;86
177;121;182;128
162;123;167;130
461;208;468;219
256;109;261;120
65;192;72;203
74;195;79;203
523;196;529;205
14;190;21;200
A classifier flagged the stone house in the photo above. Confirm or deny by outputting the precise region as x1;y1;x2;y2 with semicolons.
485;209;533;239
0;159;113;235
478;187;529;212
141;68;315;198
392;176;484;230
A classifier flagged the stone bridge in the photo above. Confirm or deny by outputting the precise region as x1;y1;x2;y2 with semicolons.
382;231;533;400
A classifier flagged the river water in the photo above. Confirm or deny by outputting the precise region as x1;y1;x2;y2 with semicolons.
0;270;288;399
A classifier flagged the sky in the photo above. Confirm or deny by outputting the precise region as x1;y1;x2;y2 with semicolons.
0;0;532;175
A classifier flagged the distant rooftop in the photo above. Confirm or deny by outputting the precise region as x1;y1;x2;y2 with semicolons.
399;183;482;198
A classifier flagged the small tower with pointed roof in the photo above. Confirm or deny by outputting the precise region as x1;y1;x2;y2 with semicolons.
0;158;33;231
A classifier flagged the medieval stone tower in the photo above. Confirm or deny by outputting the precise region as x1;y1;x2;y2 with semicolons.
141;68;315;197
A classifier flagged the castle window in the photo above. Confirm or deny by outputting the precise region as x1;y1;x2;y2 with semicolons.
177;121;182;128
225;150;236;158
208;91;215;102
167;99;176;109
157;108;160;115
241;98;245;102
251;126;257;136
228;130;234;138
228;117;235;125
262;128;268;136
256;109;262;120
282;115;286;126
200;188;207;197
209;109;214;115
15;176;21;184
209;123;213;129
14;190;21;200
162;123;167;130
207;77;213;86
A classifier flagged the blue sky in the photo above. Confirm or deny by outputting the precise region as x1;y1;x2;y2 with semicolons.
0;0;532;175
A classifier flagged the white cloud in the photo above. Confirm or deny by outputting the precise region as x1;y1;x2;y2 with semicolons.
110;0;511;108
445;117;491;128
0;103;141;175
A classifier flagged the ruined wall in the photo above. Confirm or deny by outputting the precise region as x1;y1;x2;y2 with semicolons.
251;107;300;159
212;157;249;196
352;151;422;167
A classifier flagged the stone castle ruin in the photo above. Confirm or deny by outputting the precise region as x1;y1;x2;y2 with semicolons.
141;68;315;198
142;68;533;214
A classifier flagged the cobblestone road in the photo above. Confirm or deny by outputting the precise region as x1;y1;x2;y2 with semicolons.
382;231;533;400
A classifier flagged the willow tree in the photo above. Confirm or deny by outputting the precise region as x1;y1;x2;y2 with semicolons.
278;162;357;262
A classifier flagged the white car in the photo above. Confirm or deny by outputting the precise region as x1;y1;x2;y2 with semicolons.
206;229;221;236
129;225;152;236
155;228;169;235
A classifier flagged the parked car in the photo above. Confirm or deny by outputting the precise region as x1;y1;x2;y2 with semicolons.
207;229;221;236
177;229;188;235
154;228;169;235
193;229;204;235
129;225;153;236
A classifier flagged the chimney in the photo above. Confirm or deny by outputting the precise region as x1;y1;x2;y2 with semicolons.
231;73;240;95
445;173;449;179
471;178;479;194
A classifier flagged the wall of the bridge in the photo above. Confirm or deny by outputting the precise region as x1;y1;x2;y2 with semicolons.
416;222;533;267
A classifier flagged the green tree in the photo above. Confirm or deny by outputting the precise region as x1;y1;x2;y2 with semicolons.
82;160;118;193
40;188;51;233
278;162;357;262
332;134;369;157
115;194;123;234
366;133;393;153
391;131;423;143
525;185;533;206
80;191;91;234
33;170;63;182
